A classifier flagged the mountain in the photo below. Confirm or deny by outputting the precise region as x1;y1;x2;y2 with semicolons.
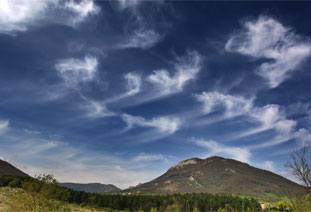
126;156;305;198
0;159;29;177
59;182;121;193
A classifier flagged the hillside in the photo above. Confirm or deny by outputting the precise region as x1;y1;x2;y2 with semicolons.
0;160;29;177
0;187;107;212
59;182;121;193
126;156;305;198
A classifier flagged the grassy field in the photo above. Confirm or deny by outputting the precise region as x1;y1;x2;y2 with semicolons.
0;187;108;212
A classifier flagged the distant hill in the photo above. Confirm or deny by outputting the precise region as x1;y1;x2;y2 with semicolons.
59;182;121;193
126;156;305;198
0;159;29;177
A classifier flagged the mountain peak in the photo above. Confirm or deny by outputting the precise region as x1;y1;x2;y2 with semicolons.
127;156;304;198
170;158;201;170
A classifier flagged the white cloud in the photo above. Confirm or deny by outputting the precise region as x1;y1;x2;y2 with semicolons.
55;55;98;88
0;0;51;34
275;119;297;137
64;0;100;26
262;161;275;172
122;114;181;134
193;139;251;163
294;128;311;146
77;73;141;119
122;28;163;50
249;105;297;140
116;0;163;11
0;0;100;35
196;91;253;117
81;98;116;119
114;0;164;49
118;12;164;50
132;153;167;162
250;105;282;129
241;105;296;149
195;91;298;148
0;120;9;135
117;0;141;10
124;72;141;96
148;50;203;94
225;15;311;88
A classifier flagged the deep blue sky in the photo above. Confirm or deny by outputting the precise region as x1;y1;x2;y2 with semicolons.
1;0;311;188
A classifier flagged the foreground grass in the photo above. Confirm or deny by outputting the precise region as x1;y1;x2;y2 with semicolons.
0;187;108;212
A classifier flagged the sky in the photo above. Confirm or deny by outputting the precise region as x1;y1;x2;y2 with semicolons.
1;0;311;189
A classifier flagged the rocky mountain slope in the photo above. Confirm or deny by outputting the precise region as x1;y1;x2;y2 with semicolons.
126;156;305;198
59;182;121;193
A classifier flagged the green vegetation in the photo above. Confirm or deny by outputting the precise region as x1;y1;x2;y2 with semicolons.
2;174;311;211
0;175;261;212
0;187;107;212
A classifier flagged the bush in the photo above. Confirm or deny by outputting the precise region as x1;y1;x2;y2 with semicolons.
7;178;21;188
7;189;70;212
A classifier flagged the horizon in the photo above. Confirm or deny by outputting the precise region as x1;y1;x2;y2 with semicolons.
0;0;311;189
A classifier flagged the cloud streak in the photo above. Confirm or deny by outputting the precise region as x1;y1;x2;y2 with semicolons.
196;91;253;118
226;15;311;88
0;120;9;135
192;138;251;163
121;114;181;134
122;28;163;50
0;0;100;35
124;72;141;96
132;153;168;162
195;91;298;148
148;50;203;95
55;55;98;88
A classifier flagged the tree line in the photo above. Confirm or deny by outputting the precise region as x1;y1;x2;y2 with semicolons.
0;174;261;211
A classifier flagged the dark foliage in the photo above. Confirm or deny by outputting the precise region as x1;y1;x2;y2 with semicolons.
0;160;29;177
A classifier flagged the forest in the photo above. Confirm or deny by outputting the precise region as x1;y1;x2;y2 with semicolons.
0;175;261;211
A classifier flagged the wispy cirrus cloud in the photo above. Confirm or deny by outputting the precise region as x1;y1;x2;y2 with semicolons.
262;161;275;172
124;72;142;96
246;105;296;136
192;138;251;163
79;72;141;119
225;15;311;88
0;0;50;34
121;114;181;134
195;91;297;148
0;0;100;35
122;27;163;50
116;0;141;10
55;55;98;88
247;105;297;149
64;0;100;26
118;14;164;50
112;50;203;109
79;94;116;119
148;50;203;95
0;120;9;135
132;153;168;162
294;128;311;146
196;91;253;118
